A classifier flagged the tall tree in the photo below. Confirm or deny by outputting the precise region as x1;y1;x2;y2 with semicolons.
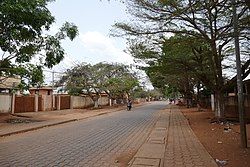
112;0;249;119
91;62;139;104
0;0;78;88
59;62;140;107
129;34;208;107
61;63;102;108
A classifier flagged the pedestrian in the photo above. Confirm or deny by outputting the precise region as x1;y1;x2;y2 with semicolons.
127;99;132;111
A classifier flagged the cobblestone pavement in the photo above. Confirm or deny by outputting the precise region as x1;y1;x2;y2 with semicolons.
0;107;127;137
0;102;167;167
128;106;217;167
163;107;217;167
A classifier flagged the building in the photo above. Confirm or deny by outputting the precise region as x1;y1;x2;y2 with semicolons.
0;77;21;94
29;87;53;96
225;79;250;121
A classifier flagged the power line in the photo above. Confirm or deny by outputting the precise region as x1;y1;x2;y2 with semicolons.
43;70;66;74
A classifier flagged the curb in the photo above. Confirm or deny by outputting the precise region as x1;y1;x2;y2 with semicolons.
0;119;78;138
0;105;132;138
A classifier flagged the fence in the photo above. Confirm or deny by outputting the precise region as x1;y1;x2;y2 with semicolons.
225;95;250;119
0;94;12;113
15;95;35;113
71;96;94;109
0;94;109;113
60;95;71;110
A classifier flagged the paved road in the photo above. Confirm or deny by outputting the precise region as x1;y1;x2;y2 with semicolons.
0;102;167;167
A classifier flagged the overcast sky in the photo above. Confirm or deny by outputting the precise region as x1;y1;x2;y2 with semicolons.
45;0;249;84
44;0;137;83
49;0;133;65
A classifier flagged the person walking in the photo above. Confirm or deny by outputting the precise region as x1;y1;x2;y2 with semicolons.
127;99;132;111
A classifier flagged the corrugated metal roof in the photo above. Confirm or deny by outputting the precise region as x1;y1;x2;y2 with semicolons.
29;86;53;90
0;77;21;89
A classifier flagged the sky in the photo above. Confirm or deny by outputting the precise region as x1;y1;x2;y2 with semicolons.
44;0;137;84
44;1;249;86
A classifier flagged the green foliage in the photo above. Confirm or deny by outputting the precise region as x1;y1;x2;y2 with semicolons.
130;34;208;100
0;0;78;88
60;62;140;100
62;63;92;95
90;62;140;99
57;22;79;41
147;89;163;99
163;85;179;98
113;0;250;89
132;87;148;98
112;0;250;117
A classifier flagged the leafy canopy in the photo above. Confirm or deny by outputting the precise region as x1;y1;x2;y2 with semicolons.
59;62;140;100
111;0;250;117
0;0;78;88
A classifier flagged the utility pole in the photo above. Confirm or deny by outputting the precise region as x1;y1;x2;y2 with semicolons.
52;70;55;91
232;0;247;148
51;70;55;110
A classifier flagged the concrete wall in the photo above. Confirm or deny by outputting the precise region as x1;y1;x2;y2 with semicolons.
84;96;93;107
225;95;250;119
98;96;109;106
0;94;12;113
134;98;147;104
72;96;86;108
71;96;109;109
0;94;110;113
71;96;84;108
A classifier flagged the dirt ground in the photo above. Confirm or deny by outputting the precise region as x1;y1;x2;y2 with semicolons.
0;113;31;123
182;107;250;167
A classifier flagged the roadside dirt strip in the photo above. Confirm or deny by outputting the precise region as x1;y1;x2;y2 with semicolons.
128;106;218;167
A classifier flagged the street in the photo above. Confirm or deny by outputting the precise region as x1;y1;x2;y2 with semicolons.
0;102;167;167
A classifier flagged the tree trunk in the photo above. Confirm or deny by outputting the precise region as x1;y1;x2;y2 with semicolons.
94;99;99;108
210;39;225;120
214;90;225;120
90;95;99;108
109;98;112;106
197;82;202;111
109;98;116;106
105;92;113;106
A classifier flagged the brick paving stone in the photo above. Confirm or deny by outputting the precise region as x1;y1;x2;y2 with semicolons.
1;103;218;167
133;157;160;166
0;102;167;167
163;106;217;167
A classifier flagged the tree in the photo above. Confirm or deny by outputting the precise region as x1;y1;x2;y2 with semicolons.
59;62;140;107
91;62;140;105
147;89;163;100
129;34;208;107
112;0;250;119
0;0;78;88
245;0;250;8
132;86;148;98
61;63;102;108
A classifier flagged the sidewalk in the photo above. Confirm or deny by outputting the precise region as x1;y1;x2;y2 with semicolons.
0;105;127;137
128;105;218;167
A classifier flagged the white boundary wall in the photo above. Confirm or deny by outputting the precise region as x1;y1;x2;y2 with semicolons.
0;94;12;113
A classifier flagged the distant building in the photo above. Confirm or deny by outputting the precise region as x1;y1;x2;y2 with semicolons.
227;79;250;96
225;79;250;120
29;86;53;96
0;77;21;94
243;79;250;95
